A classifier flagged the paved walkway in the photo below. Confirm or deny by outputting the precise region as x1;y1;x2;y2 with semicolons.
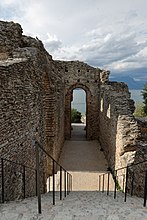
70;123;86;141
59;123;109;190
1;123;147;219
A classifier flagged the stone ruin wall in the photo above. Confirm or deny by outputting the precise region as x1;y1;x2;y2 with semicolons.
0;21;147;200
99;81;137;169
0;21;65;201
58;60;101;140
99;78;147;196
128;118;147;197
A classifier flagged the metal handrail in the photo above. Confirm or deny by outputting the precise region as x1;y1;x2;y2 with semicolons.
33;140;72;214
98;159;147;207
116;159;147;172
0;140;72;215
0;157;37;203
0;157;36;171
33;140;69;172
99;159;147;179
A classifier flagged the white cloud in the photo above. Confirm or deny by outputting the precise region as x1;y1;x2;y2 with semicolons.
2;0;17;5
43;33;62;52
104;34;112;43
0;0;147;78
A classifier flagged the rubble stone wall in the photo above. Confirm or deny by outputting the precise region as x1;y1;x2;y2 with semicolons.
58;61;101;140
99;82;141;169
0;20;147;200
0;21;65;201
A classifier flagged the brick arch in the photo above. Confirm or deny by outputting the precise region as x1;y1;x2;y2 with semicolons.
65;83;95;140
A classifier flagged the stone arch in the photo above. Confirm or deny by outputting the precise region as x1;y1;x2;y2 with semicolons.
65;82;96;140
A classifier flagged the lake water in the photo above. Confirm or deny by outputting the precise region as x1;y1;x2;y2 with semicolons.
71;89;143;114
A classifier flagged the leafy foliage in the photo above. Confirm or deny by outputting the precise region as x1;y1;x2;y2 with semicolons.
141;82;147;116
134;103;145;117
71;108;82;123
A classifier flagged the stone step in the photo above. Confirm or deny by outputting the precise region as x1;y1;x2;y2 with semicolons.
0;190;147;219
47;171;115;192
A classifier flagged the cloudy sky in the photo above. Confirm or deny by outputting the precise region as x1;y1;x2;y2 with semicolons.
0;0;147;80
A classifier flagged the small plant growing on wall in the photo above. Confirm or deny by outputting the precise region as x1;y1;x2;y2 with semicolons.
141;82;147;116
71;108;82;123
134;103;145;117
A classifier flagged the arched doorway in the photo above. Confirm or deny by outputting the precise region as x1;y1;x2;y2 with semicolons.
71;88;86;140
65;83;95;140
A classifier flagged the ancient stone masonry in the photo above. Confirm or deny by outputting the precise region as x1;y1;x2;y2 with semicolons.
130;118;147;197
99;82;139;168
99;81;147;196
57;60;101;140
0;21;65;201
0;21;147;201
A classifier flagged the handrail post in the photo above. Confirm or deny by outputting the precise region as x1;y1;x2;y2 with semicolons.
114;170;117;199
60;166;62;200
124;166;129;202
144;170;147;207
71;174;72;192
64;170;66;197
32;140;73;206
53;160;55;205
48;175;50;192
23;165;26;199
67;173;69;195
70;175;72;192
36;142;41;214
68;173;70;194
99;176;101;191
102;174;105;192
69;173;70;194
35;170;37;196
131;171;134;196
69;174;71;193
1;158;4;203
107;172;110;196
123;174;125;193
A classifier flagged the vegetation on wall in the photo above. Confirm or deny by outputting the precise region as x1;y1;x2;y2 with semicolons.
134;83;147;117
71;108;82;123
142;82;147;116
134;103;145;117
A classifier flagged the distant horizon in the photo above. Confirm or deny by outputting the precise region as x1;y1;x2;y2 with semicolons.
72;88;143;114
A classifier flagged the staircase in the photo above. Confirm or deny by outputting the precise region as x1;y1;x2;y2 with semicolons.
48;124;115;191
1;124;147;219
0;190;147;219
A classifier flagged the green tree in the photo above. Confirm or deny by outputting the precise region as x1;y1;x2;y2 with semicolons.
134;103;145;117
71;108;82;123
141;82;147;116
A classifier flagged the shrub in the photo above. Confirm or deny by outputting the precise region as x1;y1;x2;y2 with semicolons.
134;103;145;117
141;82;147;116
71;108;82;123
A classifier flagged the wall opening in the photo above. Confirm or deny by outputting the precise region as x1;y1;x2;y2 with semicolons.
71;88;86;140
65;83;94;140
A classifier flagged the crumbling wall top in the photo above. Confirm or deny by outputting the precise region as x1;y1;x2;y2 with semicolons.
0;20;52;61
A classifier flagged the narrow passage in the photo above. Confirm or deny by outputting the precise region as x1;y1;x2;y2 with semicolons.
59;123;108;190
